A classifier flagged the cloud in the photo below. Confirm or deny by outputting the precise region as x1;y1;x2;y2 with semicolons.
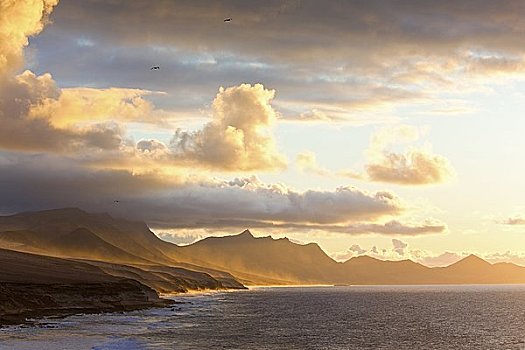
0;0;450;240
0;155;410;230
392;239;408;255
0;1;168;155
364;125;454;185
484;251;525;266
0;0;58;74
155;231;204;246
298;125;454;185
347;125;455;185
466;53;525;77
0;69;130;152
136;139;168;154
498;215;525;225
368;125;421;151
332;241;525;268
284;109;346;123
26;0;525;126
331;244;367;261
324;220;446;236
296;151;331;177
416;252;465;267
46;1;525;69
1;2;287;174
331;240;466;267
28;87;166;128
155;217;446;237
365;149;454;185
170;84;286;171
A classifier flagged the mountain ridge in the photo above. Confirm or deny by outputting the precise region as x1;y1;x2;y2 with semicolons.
2;208;525;286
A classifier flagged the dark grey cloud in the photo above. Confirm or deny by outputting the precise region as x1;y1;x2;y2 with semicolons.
43;1;525;62
0;154;416;232
28;0;525;122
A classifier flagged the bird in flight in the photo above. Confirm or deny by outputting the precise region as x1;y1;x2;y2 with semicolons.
114;200;120;203
224;18;232;22
150;66;160;70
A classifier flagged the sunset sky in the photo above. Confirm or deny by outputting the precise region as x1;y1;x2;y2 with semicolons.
2;0;525;266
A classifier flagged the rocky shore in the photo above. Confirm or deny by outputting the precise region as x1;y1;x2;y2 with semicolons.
0;249;173;325
0;280;172;325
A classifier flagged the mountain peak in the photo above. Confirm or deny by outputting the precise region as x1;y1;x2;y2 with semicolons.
449;254;491;268
237;229;254;238
463;254;487;262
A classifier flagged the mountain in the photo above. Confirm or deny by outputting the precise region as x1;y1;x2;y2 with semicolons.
341;256;435;284
0;208;244;293
3;208;525;288
434;254;525;284
176;230;343;285
0;208;175;264
178;230;525;285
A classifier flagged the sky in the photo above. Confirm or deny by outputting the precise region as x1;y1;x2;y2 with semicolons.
1;0;525;267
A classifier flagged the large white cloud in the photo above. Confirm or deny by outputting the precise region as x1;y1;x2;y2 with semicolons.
171;84;286;171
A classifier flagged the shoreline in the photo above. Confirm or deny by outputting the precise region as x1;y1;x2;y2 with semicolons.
5;283;525;327
0;280;173;327
1;285;248;327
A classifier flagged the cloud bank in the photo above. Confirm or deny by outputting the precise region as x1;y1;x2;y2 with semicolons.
24;0;525;123
0;157;411;231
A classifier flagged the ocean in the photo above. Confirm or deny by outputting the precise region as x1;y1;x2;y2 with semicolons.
2;285;525;349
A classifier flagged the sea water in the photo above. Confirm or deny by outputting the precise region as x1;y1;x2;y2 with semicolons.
1;285;525;349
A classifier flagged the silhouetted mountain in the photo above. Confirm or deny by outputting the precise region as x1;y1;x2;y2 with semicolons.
0;208;244;293
341;256;435;284
3;208;525;287
178;230;525;285
0;208;174;264
176;230;342;284
433;254;525;284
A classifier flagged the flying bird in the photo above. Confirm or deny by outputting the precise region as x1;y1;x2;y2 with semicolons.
150;66;160;70
114;200;120;203
224;18;232;22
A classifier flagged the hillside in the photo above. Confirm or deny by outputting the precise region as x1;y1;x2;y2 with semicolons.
176;230;343;284
2;208;525;287
0;208;244;293
0;248;170;325
178;230;525;286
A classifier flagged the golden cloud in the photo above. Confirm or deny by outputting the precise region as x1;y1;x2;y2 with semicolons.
365;148;454;185
363;125;454;185
29;87;163;128
0;0;59;75
296;151;331;177
171;84;287;171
